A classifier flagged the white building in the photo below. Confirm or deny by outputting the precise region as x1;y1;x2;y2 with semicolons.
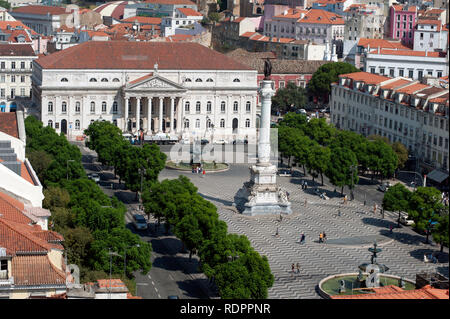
0;6;16;22
364;48;448;80
413;19;448;52
10;5;67;36
330;71;449;172
161;7;204;36
32;41;258;143
0;44;37;112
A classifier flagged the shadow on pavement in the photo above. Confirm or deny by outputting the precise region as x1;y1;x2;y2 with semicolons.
150;237;182;256
362;217;396;229
176;279;217;299
379;229;427;246
152;255;201;274
199;193;233;206
436;266;450;278
409;249;449;263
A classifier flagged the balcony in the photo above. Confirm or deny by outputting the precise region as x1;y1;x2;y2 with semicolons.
0;68;32;74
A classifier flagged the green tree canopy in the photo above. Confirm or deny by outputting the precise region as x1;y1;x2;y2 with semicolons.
306;143;331;185
432;212;449;252
391;141;409;169
325;146;358;194
278;112;308;130
382;183;412;227
271;82;307;114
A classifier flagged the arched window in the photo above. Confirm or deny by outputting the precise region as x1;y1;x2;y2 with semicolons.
61;78;68;82
233;78;240;82
206;78;213;82
245;118;250;128
48;101;53;113
89;78;97;82
185;101;190;112
101;78;108;82
90;101;95;114
220;119;225;128
102;101;107;113
61;101;67;114
112;78;120;82
221;101;226;113
184;78;192;82
75;120;80;130
206;101;212;113
112;101;118;114
196;101;201;113
195;119;200;128
233;101;238;112
246;101;251;113
48;120;53;128
75;101;80;113
195;78;202;82
207;119;212;128
90;119;95;125
184;119;189;128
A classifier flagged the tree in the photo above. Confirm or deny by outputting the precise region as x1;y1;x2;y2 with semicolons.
0;0;11;10
366;140;398;182
27;150;53;182
325;146;358;194
43;186;71;210
208;12;220;23
271;82;307;114
382;183;412;228
303;117;336;146
306;143;331;185
432;212;449;252
278;112;308;130
174;214;203;261
278;126;303;167
307;62;359;102
332;130;368;172
408;187;444;244
292;135;314;176
391;141;409;170
61;226;94;268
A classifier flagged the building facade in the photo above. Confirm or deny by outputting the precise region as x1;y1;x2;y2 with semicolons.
389;4;418;47
413;19;448;52
32;41;258;143
330;71;449;172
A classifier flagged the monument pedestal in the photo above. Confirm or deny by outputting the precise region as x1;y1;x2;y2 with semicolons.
236;164;292;216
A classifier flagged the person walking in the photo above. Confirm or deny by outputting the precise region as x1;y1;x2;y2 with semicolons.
319;233;323;243
291;263;295;274
301;180;304;190
279;213;283;223
373;204;377;215
275;227;279;237
304;198;307;206
323;232;327;243
300;233;305;244
296;263;300;274
202;169;206;178
304;181;308;189
389;224;393;234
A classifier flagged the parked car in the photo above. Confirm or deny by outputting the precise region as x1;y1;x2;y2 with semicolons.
399;213;414;226
133;214;148;230
232;139;248;145
378;182;391;192
277;169;292;177
213;139;227;144
89;173;100;183
320;107;330;113
167;295;179;299
200;139;209;145
296;109;307;115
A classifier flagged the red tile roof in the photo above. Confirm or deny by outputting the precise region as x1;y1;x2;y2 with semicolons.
339;71;390;85
0;20;37;35
12;5;67;16
273;8;308;19
97;279;127;289
20;161;35;185
380;79;411;90
0;43;35;56
298;9;344;25
164;34;193;42
128;73;154;85
35;41;254;71
177;7;202;17
332;285;449;299
358;38;411;51
12;255;66;286
0;113;18;138
0;192;31;225
396;83;430;94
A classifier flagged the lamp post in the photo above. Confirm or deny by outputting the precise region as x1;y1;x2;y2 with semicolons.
108;249;122;299
66;159;75;180
349;164;357;201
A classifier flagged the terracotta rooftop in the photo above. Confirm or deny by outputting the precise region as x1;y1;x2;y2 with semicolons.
339;71;390;85
297;9;344;25
35;41;253;71
357;38;411;51
128;72;154;85
12;5;67;16
12;255;66;286
0;113;18;138
0;43;35;57
273;8;308;20
380;79;411;90
429;93;449;104
395;83;430;94
0;192;31;225
331;285;449;299
177;7;202;17
392;5;417;12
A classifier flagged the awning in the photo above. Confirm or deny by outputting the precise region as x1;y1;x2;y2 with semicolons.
426;169;449;184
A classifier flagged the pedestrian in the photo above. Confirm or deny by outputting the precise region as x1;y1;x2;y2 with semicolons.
301;180;304;190
275;227;279;237
202;169;206;177
323;232;327;243
291;263;295;274
305;181;308;189
374;204;377;215
296;263;300;274
389;225;393;234
300;233;305;244
304;198;307;206
279;213;283;223
286;191;290;200
337;209;341;217
319;233;323;243
343;195;347;205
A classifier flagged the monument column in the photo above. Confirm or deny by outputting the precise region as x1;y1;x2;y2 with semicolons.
170;97;175;133
258;81;274;165
158;96;163;132
124;97;129;132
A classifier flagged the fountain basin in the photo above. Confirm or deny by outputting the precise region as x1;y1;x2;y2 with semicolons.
318;273;416;298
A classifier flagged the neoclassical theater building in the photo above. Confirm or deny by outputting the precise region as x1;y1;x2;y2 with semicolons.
32;41;259;142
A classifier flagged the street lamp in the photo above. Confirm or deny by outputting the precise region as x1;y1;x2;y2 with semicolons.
349;164;357;201
66;159;75;180
108;249;122;299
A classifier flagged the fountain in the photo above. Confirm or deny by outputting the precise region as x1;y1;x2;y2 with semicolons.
318;242;415;298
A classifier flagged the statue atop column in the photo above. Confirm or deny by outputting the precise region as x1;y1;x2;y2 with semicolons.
264;59;272;80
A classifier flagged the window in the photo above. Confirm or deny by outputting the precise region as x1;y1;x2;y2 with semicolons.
184;78;192;82
370;67;375;74
0;62;4;69
90;102;95;114
221;101;226;113
185;101;190;112
89;78;97;82
48;101;53;113
399;69;404;77
245;119;250;128
11;75;15;83
195;119;200;128
48;120;53;128
437;71;443;78
102;101;107;113
184;119;189;128
379;68;385;75
101;78;108;82
279;81;285;89
112;78;120;82
112;101;118;114
75;101;80;114
233;101;238;112
196;101;201;113
11;62;15;69
418;70;423;80
220;119;225;128
389;69;394;77
233;78;240;82
206;101;212;113
206;78;213;82
408;70;413;78
246;101;251;113
195;78;202;82
75;120;80;130
61;78;68;82
62;101;67;114
20;88;25;96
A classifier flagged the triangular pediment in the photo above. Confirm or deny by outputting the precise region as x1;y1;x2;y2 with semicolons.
125;74;186;92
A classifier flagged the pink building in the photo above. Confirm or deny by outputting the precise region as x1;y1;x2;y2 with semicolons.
389;4;418;47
